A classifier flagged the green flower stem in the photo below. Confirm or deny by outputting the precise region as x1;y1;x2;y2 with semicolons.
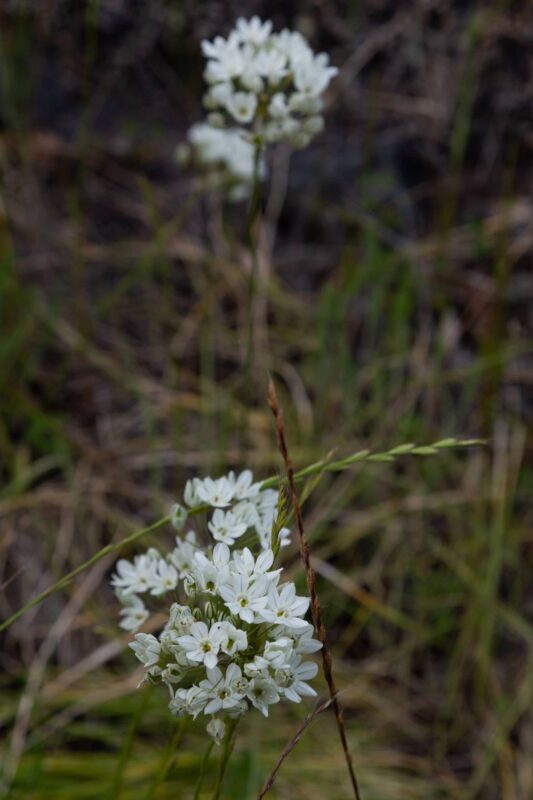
108;684;154;799
244;142;264;384
144;717;187;800
194;740;214;800
211;718;239;800
0;437;484;633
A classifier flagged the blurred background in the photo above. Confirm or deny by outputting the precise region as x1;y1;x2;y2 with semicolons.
1;1;532;798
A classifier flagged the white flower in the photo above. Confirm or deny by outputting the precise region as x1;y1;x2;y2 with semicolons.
247;677;280;717
170;503;188;531
195;476;234;507
228;469;261;500
231;547;279;584
260;583;310;628
208;508;247;545
218;621;248;656
292;624;323;654
193;544;230;592
288;92;322;115
184;478;203;508
169;531;198;576
232;500;261;530
293;52;338;96
240;60;264;93
225;91;257;124
235;16;272;46
167;603;194;635
119;595;149;632
219;575;269;623
159;627;182;656
275;29;312;64
276;655;318;703
169;685;208;719
244;655;269;677
277;526;292;549
201;34;237;62
161;662;185;688
184;123;265;192
255;49;288;84
263;637;294;669
111;554;158;596
129;633;161;667
200;664;247;714
177;621;224;670
205;82;233;110
150;559;179;596
205;43;245;83
206;717;226;744
268;92;289;119
256;488;278;509
213;542;231;569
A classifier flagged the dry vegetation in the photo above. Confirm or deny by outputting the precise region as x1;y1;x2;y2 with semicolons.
0;1;532;798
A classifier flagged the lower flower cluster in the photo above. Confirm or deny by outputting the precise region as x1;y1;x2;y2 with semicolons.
111;472;321;744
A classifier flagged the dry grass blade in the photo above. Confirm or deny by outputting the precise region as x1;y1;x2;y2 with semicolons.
268;379;362;800
257;695;336;799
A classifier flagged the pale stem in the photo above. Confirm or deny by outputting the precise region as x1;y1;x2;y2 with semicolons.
211;717;239;800
244;142;265;382
194;739;214;800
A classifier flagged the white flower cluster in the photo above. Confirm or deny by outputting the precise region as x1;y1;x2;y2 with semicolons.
177;16;337;200
111;471;321;744
202;16;338;148
176;123;266;202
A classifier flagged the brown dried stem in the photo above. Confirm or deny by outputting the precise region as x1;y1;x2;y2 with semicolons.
268;379;362;800
257;695;335;799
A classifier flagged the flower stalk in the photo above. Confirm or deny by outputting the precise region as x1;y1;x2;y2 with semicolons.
245;141;265;384
212;717;239;800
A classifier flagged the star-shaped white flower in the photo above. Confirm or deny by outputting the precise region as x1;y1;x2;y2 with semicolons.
195;477;234;507
208;509;247;545
149;559;179;596
177;621;224;670
129;633;160;667
119;595;149;632
219;575;269;623
260;583;310;628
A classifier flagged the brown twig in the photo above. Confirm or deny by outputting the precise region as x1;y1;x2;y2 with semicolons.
257;695;335;799
268;380;363;800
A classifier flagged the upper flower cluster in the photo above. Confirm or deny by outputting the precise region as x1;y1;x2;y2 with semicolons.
177;16;337;199
111;470;320;744
202;16;338;148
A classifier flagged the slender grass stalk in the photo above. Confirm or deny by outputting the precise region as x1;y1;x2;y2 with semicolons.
257;695;335;799
109;685;154;800
194;740;214;800
211;718;238;800
144;717;186;800
260;436;485;488
0;437;484;634
200;242;217;468
0;515;171;632
268;379;362;800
